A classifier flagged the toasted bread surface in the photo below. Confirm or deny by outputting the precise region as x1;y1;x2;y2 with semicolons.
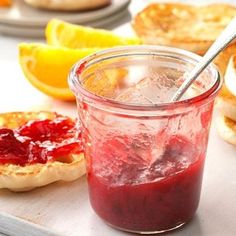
224;55;236;97
0;153;85;192
217;84;236;121
133;3;236;55
216;115;236;146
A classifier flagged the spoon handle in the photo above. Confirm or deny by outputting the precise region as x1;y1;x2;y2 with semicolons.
171;17;236;101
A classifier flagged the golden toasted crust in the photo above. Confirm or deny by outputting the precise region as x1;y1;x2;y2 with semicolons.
0;111;85;192
216;115;236;146
24;0;111;11
0;153;85;192
224;54;236;97
217;84;236;121
218;84;236;105
133;3;236;55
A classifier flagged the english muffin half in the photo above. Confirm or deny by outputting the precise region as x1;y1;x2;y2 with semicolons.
133;3;236;55
216;115;236;146
224;55;236;97
0;111;85;192
217;84;236;122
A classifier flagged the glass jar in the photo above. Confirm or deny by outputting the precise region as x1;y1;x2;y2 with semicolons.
69;46;222;234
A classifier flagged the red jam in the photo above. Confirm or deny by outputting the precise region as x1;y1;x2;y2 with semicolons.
87;135;205;232
0;114;82;166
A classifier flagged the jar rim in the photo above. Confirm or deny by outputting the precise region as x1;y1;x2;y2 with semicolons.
68;45;222;111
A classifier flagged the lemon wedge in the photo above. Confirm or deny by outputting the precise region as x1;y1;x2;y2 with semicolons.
46;19;141;48
19;43;100;101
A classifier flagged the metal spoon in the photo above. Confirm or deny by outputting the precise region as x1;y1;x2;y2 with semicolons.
171;17;236;102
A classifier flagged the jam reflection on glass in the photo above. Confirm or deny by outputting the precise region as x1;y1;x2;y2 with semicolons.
87;133;205;232
0;114;82;166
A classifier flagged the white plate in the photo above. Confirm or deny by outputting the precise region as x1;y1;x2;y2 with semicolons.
0;0;130;27
0;8;130;37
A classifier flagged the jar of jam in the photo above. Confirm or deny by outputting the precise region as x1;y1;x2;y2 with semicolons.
69;46;222;234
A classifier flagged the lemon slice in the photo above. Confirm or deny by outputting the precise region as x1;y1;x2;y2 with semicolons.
46;19;141;48
19;43;100;101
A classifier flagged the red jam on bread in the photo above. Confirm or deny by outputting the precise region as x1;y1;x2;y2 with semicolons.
0;113;82;166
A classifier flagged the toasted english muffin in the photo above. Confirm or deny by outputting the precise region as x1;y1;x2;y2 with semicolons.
216;56;236;121
0;111;85;192
224;55;236;97
216;115;236;146
217;84;236;122
24;0;111;11
133;3;236;55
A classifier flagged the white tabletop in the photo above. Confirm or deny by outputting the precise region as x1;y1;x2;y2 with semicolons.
0;1;236;236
